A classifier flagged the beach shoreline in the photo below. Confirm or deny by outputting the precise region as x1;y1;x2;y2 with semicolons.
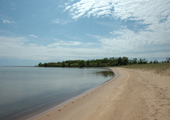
29;67;170;120
25;68;116;120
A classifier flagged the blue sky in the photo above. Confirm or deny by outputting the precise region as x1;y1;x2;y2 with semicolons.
0;0;170;66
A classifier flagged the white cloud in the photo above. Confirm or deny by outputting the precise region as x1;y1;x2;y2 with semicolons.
93;1;110;8
0;36;104;61
112;0;170;31
49;39;81;47
64;0;170;60
1;0;170;62
66;0;114;19
29;35;37;38
0;28;169;62
65;6;71;11
2;19;15;24
92;26;170;60
64;0;170;27
53;19;70;25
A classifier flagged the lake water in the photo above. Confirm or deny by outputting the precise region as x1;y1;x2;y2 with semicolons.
0;67;114;120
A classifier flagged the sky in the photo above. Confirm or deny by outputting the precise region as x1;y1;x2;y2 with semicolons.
0;0;170;66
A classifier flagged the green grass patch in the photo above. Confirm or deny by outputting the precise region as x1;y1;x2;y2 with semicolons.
120;63;170;75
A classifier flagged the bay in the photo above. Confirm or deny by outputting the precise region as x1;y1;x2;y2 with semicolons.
0;67;114;119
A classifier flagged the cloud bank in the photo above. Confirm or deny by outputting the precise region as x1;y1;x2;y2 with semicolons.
0;0;170;65
0;36;104;61
64;0;170;60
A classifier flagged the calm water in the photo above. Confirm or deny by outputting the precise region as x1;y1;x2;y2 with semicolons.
0;67;114;119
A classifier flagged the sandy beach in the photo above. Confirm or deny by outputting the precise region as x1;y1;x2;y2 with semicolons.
30;67;170;120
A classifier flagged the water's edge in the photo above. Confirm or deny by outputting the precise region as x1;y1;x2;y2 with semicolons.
26;68;116;120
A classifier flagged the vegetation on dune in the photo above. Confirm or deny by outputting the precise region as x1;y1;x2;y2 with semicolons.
121;63;170;76
37;57;170;68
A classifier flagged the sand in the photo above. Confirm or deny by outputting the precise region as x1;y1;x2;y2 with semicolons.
30;67;170;120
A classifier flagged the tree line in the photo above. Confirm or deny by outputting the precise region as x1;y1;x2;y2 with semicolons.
37;57;170;68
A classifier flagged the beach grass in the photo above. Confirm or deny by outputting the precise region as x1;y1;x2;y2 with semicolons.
120;63;170;75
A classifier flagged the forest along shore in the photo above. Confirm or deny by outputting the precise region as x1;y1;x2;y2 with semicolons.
32;67;170;120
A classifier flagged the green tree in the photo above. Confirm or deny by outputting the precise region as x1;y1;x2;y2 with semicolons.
149;61;153;64
38;62;42;66
86;60;90;67
44;63;47;67
122;57;128;65
138;58;148;64
103;58;109;63
153;60;158;64
132;58;138;64
109;57;115;61
118;57;122;65
166;58;170;63
79;60;85;67
68;63;70;67
61;62;65;67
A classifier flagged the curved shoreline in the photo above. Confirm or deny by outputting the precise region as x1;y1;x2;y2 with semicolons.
29;67;170;120
25;68;116;120
28;68;121;120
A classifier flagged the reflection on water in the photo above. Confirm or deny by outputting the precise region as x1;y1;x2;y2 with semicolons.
95;70;114;77
0;67;114;120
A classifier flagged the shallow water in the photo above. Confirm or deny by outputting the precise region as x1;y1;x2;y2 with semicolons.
0;67;114;119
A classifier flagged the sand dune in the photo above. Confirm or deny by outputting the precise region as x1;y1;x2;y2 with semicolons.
30;68;170;120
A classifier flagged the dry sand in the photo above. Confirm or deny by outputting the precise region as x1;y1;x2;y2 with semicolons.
30;67;170;120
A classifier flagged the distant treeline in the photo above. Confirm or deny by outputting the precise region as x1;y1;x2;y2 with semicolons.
37;57;170;68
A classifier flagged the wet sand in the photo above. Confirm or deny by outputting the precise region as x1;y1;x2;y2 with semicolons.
30;67;170;120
